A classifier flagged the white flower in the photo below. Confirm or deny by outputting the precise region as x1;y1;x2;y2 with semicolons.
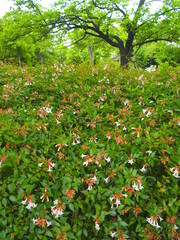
21;199;27;205
51;207;63;218
110;197;114;202
146;111;151;117
124;99;129;106
110;232;116;238
122;194;127;198
32;218;37;224
46;220;52;227
174;224;179;230
123;126;127;131
146;150;152;155
147;216;161;229
95;223;100;231
81;154;86;158
43;107;53;114
92;176;97;181
128;159;134;165
115;122;120;127
140;166;147;173
105;157;111;163
170;167;180;178
51;163;55;168
104;177;109;183
47;166;52;172
38;162;43;167
115;199;121;208
26;202;37;210
53;199;58;205
132;182;143;191
173;169;179;178
87;185;92;191
142;109;147;114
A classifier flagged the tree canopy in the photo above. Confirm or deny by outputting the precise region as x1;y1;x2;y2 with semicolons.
37;0;180;67
1;0;180;67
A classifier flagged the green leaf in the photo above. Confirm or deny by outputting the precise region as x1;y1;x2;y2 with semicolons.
8;183;16;193
69;203;74;212
83;229;88;237
45;230;54;238
9;195;17;202
2;198;7;207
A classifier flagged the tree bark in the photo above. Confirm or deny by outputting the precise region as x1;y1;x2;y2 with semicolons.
88;46;94;65
17;48;22;67
40;52;43;66
119;31;134;68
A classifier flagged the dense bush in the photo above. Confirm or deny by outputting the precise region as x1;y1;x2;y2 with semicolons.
0;62;179;239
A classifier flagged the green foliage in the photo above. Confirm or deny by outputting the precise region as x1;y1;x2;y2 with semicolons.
134;42;180;68
0;62;179;239
0;8;54;66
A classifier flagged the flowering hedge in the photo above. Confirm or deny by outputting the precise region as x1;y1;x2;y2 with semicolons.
0;62;179;239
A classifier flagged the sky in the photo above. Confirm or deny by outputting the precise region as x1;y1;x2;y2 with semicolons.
0;0;163;18
0;0;57;17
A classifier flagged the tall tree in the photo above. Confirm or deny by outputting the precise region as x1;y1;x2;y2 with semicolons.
43;0;179;67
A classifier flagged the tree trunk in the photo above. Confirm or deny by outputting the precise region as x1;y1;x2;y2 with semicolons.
40;52;43;66
118;29;134;68
88;46;94;65
119;43;133;68
17;48;22;67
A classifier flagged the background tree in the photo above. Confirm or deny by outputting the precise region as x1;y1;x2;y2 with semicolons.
0;1;55;66
41;0;180;67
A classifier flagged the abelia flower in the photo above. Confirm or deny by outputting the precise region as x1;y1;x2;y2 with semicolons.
104;156;111;163
133;205;141;215
132;176;143;191
40;186;49;202
94;219;100;231
65;189;75;198
128;157;134;165
115;136;127;145
83;155;92;167
47;160;55;172
106;131;111;140
110;231;117;238
170;166;179;178
123;125;127;131
84;175;97;191
72;133;81;145
104;170;116;183
51;199;64;218
21;194;37;210
55;142;68;151
146;216;161;229
58;152;66;160
110;193;127;208
140;164;147;172
132;127;141;138
43;103;53;114
89;136;97;143
32;217;51;227
115;118;122;127
146;150;152;156
38;162;43;167
0;155;8;168
56;231;67;240
124;99;130;106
